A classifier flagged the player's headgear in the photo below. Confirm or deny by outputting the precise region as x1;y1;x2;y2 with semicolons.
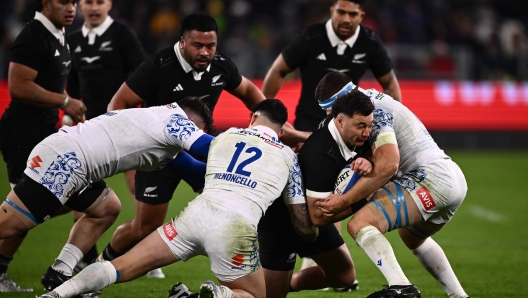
252;99;288;126
331;89;374;118
180;12;218;37
178;97;215;134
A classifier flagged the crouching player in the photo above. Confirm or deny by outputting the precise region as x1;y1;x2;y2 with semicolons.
38;99;318;298
0;97;214;293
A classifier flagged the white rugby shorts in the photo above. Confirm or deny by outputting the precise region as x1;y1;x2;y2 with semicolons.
157;196;260;282
23;133;88;204
394;158;467;224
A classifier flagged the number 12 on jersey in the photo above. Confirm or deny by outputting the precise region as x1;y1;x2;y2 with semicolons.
226;142;262;177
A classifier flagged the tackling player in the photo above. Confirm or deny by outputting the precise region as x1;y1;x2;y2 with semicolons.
38;99;318;298
314;72;470;298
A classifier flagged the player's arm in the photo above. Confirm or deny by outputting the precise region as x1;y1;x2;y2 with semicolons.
280;122;312;149
262;54;293;98
377;70;402;102
165;151;206;192
107;82;143;111
316;139;400;216
306;194;353;226
8;62;86;122
286;203;318;241
228;76;265;110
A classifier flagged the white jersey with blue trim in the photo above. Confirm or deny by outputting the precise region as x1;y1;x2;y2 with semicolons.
361;88;449;174
201;125;305;225
58;103;204;183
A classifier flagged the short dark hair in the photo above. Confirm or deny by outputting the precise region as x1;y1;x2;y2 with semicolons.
178;96;215;134
332;0;368;9
315;71;353;102
34;0;43;11
331;89;374;118
180;12;218;38
252;99;288;127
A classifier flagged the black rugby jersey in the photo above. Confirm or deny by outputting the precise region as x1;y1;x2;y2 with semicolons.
7;19;71;124
67;21;144;119
283;23;392;132
298;119;368;194
125;46;242;113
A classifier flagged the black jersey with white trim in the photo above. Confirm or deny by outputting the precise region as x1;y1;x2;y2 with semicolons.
67;21;144;119
126;47;242;112
298;118;369;194
7;19;71;123
282;23;392;132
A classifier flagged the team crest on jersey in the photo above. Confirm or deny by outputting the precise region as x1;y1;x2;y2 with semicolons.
99;41;113;51
211;74;223;86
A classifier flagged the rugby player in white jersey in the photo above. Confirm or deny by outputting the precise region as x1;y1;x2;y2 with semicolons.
0;97;214;292
307;72;469;298
37;99;318;298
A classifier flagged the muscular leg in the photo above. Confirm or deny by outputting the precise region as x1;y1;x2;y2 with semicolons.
262;269;292;298
291;243;356;290
105;201;168;257
400;222;469;298
124;170;136;201
218;269;266;298
52;231;179;297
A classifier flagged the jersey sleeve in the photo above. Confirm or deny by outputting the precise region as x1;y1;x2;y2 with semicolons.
119;26;145;74
9;28;47;71
299;149;340;199
281;29;309;70
368;35;393;78
164;113;212;155
370;107;396;148
223;55;243;92
125;58;159;101
282;154;306;205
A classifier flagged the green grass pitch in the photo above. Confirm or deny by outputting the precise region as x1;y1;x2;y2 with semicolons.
1;150;527;297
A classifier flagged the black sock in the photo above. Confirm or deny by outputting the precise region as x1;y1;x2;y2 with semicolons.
0;254;13;274
82;245;99;263
101;243;122;261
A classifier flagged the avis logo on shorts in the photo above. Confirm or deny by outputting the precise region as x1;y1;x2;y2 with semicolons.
417;187;435;211
163;222;178;241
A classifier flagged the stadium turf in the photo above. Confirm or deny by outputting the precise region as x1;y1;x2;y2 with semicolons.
1;150;527;297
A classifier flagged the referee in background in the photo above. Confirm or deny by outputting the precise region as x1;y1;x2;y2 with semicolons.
64;0;144;273
0;0;85;292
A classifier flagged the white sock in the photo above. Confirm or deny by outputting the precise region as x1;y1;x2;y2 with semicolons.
54;261;118;297
356;226;410;286
411;238;468;298
52;243;83;277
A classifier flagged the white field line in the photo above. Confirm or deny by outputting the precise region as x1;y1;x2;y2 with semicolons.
467;205;506;223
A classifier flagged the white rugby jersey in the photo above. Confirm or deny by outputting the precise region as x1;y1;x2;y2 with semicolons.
58;103;205;183
360;88;449;174
201;125;305;225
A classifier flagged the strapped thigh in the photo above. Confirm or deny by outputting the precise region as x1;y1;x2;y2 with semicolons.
371;183;410;232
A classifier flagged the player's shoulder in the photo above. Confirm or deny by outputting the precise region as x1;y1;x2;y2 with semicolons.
301;23;327;40
15;20;47;41
358;25;384;43
109;21;136;36
149;47;178;68
211;51;236;69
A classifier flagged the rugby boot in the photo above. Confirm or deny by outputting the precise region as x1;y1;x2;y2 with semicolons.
367;284;421;298
333;279;359;292
0;273;33;292
199;280;234;298
41;267;71;291
168;282;198;298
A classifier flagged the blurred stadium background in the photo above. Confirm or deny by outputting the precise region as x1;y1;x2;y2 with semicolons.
0;0;527;297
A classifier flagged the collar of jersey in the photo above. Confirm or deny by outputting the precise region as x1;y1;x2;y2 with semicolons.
82;16;113;37
174;42;211;81
327;118;357;161
325;19;360;49
34;12;65;42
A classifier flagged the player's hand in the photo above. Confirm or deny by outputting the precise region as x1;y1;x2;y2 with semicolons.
280;122;304;148
351;157;372;175
64;97;87;123
315;194;348;216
